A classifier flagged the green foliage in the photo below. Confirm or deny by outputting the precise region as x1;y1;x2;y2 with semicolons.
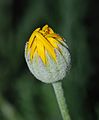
0;0;93;120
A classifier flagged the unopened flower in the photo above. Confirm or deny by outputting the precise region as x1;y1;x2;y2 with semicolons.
25;25;71;83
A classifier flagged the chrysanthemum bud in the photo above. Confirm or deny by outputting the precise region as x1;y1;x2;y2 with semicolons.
25;25;71;83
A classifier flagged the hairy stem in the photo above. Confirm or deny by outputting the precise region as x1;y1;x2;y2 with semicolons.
52;82;71;120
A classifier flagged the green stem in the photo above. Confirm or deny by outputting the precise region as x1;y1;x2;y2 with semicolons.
52;82;71;120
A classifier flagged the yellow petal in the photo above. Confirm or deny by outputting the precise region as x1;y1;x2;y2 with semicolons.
37;39;46;64
42;25;48;31
36;32;56;62
46;37;59;48
30;38;37;60
42;25;54;34
27;28;40;51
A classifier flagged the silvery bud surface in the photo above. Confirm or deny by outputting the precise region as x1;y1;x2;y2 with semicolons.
25;25;71;83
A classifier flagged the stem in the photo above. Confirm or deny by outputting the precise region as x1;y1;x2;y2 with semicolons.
52;81;71;120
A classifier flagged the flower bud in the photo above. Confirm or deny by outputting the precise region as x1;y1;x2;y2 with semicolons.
25;25;71;83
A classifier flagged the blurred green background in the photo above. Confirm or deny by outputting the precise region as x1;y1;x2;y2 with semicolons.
0;0;99;120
